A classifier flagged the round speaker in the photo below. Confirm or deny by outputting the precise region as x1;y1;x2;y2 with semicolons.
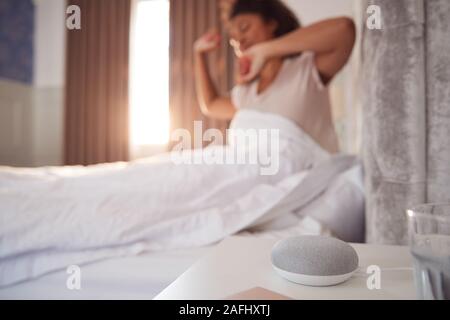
271;235;359;286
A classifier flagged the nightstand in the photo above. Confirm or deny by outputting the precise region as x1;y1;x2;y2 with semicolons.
155;236;416;300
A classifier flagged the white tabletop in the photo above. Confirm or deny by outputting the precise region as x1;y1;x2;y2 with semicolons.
155;236;417;300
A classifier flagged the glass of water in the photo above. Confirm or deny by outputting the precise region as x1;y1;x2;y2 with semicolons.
407;203;450;300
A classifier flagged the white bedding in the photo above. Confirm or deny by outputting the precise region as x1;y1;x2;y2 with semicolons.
0;109;364;288
0;223;327;300
0;245;210;300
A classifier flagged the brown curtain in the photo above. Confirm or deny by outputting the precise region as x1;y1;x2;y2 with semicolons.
65;0;131;165
169;0;235;149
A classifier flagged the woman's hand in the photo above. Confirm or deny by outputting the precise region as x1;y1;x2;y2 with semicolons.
194;29;221;54
236;43;271;84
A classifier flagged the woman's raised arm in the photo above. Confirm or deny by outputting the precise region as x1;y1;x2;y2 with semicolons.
194;29;236;120
239;17;356;85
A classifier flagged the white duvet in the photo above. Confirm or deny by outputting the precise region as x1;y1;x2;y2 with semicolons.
0;110;364;287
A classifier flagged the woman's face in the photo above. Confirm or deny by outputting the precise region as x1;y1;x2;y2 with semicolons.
228;13;277;55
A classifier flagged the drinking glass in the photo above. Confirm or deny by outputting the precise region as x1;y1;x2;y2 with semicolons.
407;203;450;300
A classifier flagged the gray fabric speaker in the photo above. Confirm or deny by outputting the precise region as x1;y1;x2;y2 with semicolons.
271;236;359;286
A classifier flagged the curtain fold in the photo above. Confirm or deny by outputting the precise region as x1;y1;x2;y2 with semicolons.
65;0;131;165
425;0;450;204
361;0;450;244
169;0;234;149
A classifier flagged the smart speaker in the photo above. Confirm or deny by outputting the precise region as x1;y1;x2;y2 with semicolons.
271;235;359;286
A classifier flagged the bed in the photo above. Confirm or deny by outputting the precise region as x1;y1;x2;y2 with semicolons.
0;217;329;300
0;245;209;299
0;110;365;296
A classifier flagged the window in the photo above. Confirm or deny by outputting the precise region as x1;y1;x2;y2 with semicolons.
129;0;170;152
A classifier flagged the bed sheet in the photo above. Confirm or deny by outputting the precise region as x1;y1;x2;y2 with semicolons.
0;246;210;300
0;218;327;300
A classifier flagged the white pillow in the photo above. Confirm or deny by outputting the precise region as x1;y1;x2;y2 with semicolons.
295;165;365;243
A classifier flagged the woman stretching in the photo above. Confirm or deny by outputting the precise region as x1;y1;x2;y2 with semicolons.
194;0;356;154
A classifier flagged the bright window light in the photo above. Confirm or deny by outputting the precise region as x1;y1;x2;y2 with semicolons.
130;0;170;146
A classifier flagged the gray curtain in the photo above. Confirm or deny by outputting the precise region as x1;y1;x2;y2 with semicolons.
361;0;450;244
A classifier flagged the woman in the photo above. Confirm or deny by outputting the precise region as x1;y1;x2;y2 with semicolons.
194;0;356;154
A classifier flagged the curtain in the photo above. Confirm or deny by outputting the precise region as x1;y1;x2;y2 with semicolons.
361;0;450;244
64;0;131;165
169;0;235;149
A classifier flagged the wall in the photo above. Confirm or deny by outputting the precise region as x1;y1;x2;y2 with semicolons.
0;0;35;166
32;0;66;166
0;0;66;167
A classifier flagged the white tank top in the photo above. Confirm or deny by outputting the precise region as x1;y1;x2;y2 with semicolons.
231;51;339;154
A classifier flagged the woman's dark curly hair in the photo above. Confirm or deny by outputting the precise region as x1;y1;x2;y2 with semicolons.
229;0;301;38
